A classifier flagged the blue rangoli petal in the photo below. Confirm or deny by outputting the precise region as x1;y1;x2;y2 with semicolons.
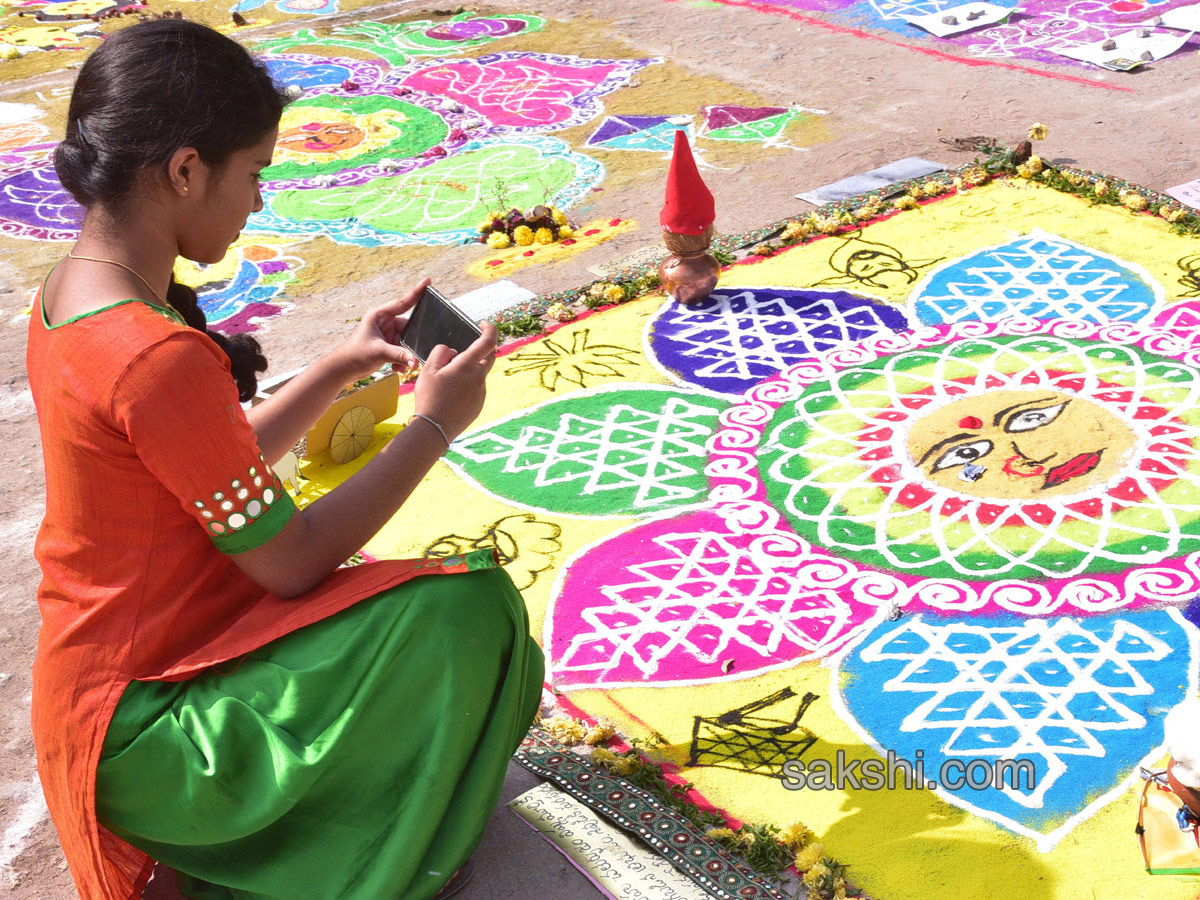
912;229;1164;327
839;609;1195;844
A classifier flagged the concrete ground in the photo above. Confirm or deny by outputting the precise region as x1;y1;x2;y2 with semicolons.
433;763;600;900
139;763;602;900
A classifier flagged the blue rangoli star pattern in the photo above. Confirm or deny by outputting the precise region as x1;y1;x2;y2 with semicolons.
839;609;1194;847
913;229;1163;326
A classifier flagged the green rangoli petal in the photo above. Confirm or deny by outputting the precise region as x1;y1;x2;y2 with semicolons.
446;387;729;517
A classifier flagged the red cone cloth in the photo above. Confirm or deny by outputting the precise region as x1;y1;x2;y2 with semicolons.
660;130;714;235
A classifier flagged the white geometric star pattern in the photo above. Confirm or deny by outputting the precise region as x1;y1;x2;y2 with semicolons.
858;616;1172;808
669;291;901;380
914;230;1161;325
557;527;869;682
453;396;720;510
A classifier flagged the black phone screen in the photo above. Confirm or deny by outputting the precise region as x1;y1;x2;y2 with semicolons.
400;286;482;364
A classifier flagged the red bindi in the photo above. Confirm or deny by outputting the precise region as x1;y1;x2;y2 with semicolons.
959;416;983;430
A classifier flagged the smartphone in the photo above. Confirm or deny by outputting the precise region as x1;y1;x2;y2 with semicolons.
400;285;483;364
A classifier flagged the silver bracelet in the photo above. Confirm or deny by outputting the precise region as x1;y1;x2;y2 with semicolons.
408;413;451;449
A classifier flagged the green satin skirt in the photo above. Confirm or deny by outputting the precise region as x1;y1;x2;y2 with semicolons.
96;563;544;900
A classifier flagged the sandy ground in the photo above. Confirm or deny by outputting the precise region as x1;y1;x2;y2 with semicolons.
2;0;1200;895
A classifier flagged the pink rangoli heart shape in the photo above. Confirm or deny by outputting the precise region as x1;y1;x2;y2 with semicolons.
547;503;884;689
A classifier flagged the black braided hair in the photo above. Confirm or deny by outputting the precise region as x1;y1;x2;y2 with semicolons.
166;280;267;402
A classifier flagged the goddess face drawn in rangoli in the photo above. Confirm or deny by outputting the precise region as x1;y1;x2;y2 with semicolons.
904;389;1132;498
752;326;1200;586
277;119;369;155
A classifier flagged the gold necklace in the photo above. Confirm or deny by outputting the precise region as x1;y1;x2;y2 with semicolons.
66;250;169;307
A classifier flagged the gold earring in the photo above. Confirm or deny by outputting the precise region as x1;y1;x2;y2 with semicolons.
183;186;189;193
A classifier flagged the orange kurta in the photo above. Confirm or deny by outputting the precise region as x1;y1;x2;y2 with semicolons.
27;297;473;900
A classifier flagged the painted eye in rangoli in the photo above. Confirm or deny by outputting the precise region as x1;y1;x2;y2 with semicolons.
1005;401;1069;433
931;439;994;472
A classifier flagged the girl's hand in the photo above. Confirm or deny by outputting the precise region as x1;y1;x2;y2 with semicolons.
336;278;430;380
413;321;498;442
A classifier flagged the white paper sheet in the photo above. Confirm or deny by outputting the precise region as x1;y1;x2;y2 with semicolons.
1055;28;1193;69
509;784;711;900
452;279;536;321
904;2;1013;37
797;157;946;205
1167;178;1200;211
1145;4;1200;31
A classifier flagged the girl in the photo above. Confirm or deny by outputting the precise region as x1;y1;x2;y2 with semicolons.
26;19;543;900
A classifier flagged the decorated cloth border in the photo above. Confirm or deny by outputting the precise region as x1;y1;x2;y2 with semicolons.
514;728;791;900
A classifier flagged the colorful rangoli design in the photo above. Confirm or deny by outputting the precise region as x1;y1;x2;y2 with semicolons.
251;13;546;66
912;229;1163;325
0;143;81;240
0;19;102;53
446;386;729;517
250;51;620;245
701;105;812;145
256;134;602;246
232;0;340;18
718;0;1200;69
0;43;645;247
647;286;911;395
587;115;692;153
174;238;306;334
839;609;1195;848
395;52;654;133
436;207;1200;869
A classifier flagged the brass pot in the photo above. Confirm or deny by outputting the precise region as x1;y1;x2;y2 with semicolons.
658;250;721;305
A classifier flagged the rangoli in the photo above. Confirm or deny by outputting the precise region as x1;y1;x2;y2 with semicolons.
337;179;1200;900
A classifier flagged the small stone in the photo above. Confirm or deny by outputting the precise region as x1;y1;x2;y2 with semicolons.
231;10;246;24
1141;49;1154;59
966;8;984;19
1151;15;1163;24
1101;39;1117;50
284;84;303;100
941;14;958;24
1137;27;1151;37
959;463;987;483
